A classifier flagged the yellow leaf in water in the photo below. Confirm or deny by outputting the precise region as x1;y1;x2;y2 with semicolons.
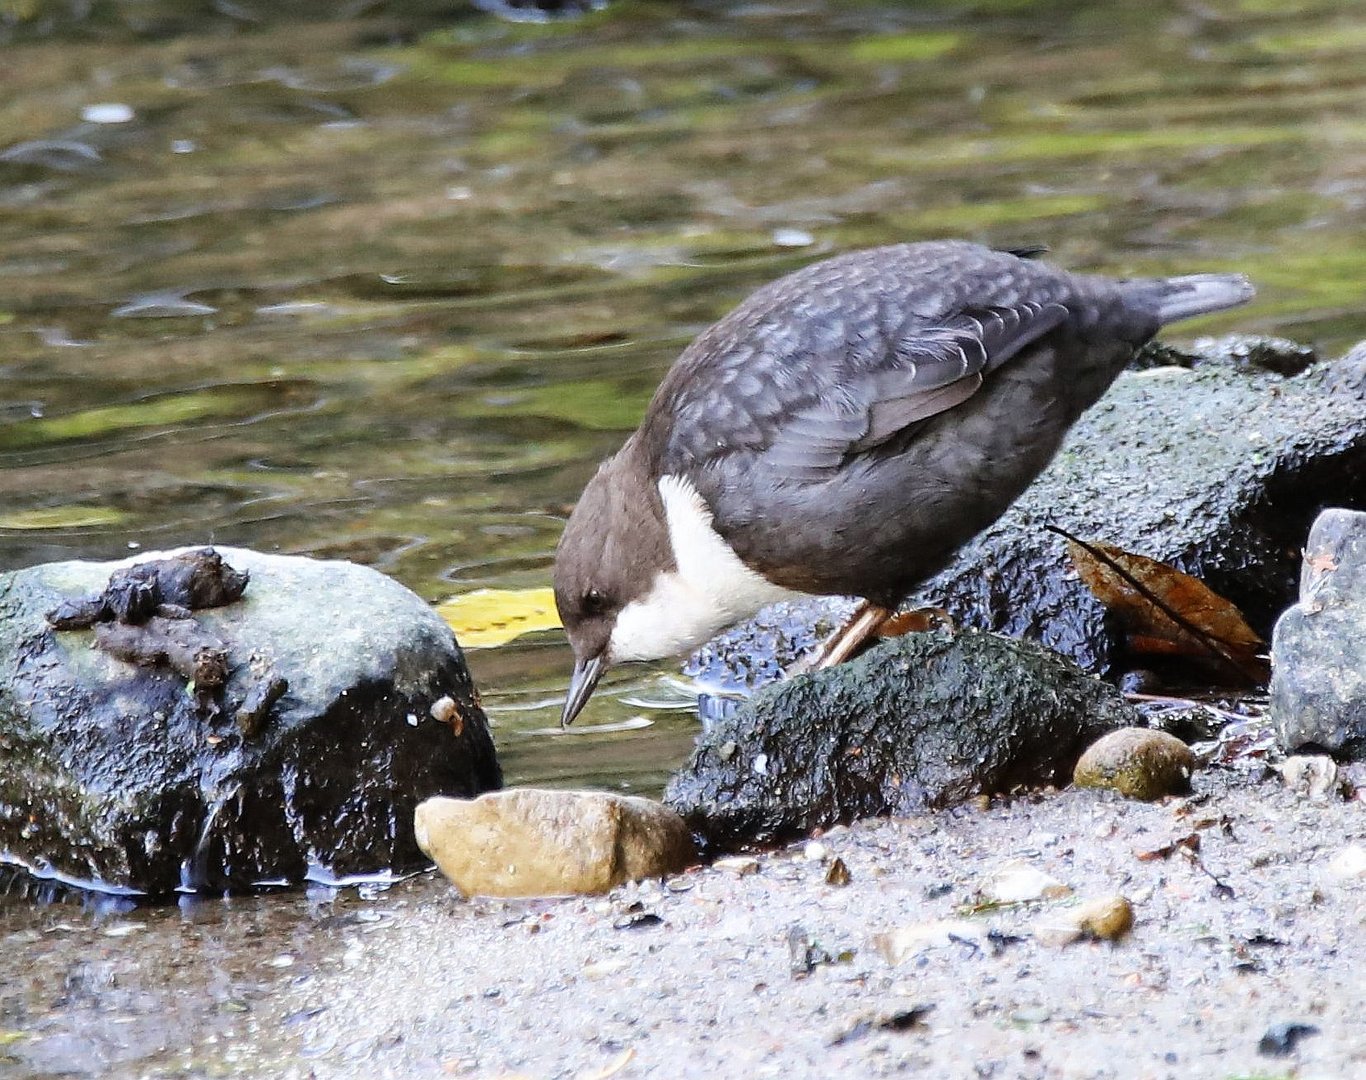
0;506;129;530
436;587;561;649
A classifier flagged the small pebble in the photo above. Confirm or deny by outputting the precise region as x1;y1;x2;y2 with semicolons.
1074;727;1194;800
1326;844;1366;881
714;855;761;876
1275;755;1340;801
772;227;814;248
583;958;629;979
1258;1021;1319;1057
1034;895;1134;947
82;103;134;124
803;841;828;863
982;863;1071;904
1073;895;1134;940
873;920;986;965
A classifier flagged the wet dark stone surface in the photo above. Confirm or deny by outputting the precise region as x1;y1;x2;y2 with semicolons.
0;547;501;895
666;629;1136;850
689;337;1366;688
1271;506;1366;759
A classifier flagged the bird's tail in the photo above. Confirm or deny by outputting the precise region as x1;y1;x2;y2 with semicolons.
1148;273;1256;324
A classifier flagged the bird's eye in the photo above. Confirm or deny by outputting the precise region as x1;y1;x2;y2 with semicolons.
581;589;608;616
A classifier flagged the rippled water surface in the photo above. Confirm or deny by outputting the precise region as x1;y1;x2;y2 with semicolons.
2;0;1363;803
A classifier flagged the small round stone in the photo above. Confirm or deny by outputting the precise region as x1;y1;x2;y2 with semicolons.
1073;727;1195;800
1073;895;1134;941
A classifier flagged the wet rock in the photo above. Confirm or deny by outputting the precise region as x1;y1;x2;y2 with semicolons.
1073;727;1194;800
1034;895;1134;946
690;338;1366;687
666;629;1136;850
688;597;858;695
1271;507;1366;759
1182;334;1318;376
0;547;500;894
413;789;696;898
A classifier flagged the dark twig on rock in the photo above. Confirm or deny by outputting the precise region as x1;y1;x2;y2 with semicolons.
235;674;288;737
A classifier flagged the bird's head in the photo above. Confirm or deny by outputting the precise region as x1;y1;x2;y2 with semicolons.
553;451;676;726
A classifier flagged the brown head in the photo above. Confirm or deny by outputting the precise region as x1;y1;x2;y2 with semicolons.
553;447;675;726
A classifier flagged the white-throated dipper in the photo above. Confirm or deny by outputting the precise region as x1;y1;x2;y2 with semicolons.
553;240;1254;725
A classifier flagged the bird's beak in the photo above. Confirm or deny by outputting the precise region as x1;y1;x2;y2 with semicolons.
561;653;605;728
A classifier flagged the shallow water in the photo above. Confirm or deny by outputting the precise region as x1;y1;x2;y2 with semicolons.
1;0;1366;1065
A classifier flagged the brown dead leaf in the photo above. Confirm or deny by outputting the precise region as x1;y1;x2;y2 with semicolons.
1136;832;1202;861
1051;528;1268;685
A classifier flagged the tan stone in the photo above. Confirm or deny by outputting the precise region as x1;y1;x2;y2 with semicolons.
1034;895;1135;947
1073;727;1194;800
413;788;697;898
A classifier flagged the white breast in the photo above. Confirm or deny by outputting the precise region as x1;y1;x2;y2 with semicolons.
607;474;804;663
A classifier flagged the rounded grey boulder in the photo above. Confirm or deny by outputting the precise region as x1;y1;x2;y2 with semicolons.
0;547;501;894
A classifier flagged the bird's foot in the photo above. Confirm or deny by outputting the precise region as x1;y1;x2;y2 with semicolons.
875;606;955;638
783;604;955;680
783;601;892;679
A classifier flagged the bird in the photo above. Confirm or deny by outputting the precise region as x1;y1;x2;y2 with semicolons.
553;240;1254;725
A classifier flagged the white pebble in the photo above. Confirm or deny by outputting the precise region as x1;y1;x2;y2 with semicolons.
983;862;1071;904
1327;844;1366;881
82;103;134;124
772;227;814;248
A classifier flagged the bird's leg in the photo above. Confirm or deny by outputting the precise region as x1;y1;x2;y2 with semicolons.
786;601;894;677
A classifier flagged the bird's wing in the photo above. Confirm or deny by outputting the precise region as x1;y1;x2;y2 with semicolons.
662;299;1068;482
